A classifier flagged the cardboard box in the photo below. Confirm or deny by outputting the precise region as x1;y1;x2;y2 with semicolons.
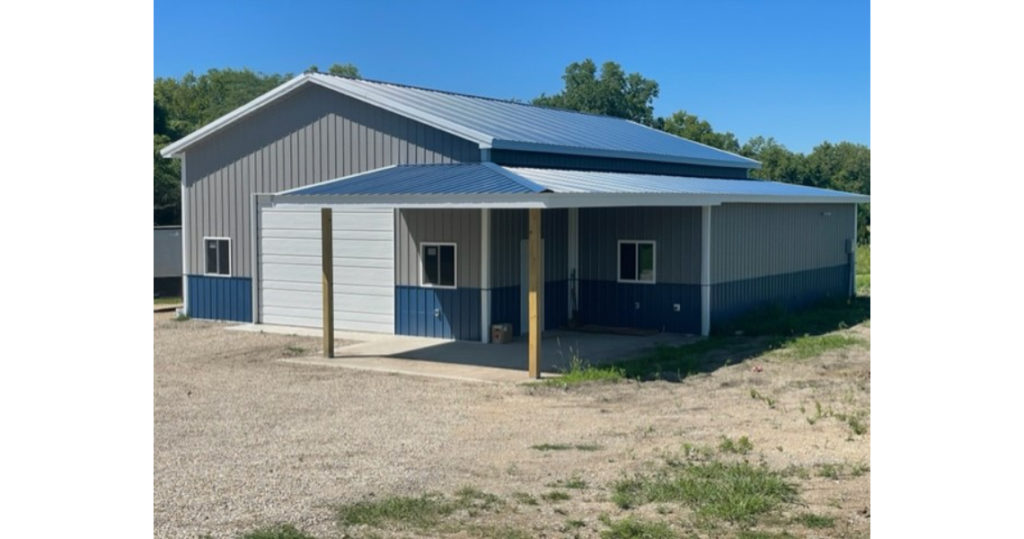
490;323;513;344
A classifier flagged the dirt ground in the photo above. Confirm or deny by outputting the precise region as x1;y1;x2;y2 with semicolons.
154;312;869;538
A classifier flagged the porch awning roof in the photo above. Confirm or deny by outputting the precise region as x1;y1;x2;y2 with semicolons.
269;163;869;208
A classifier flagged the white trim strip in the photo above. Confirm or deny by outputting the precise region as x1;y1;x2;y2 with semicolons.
180;155;189;314
701;206;712;337
480;209;491;343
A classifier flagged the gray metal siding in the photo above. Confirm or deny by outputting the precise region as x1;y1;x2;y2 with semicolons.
492;150;749;179
395;209;482;288
710;203;855;284
487;209;568;289
183;84;480;276
578;207;702;284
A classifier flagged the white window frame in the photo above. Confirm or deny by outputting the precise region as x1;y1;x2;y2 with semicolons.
203;236;232;277
617;239;657;284
420;242;457;289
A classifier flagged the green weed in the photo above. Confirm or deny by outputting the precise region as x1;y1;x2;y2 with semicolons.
718;435;754;455
612;461;798;524
599;515;676;539
793;513;835;528
239;524;316;539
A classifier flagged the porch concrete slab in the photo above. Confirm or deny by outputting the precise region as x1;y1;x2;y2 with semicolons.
232;323;698;382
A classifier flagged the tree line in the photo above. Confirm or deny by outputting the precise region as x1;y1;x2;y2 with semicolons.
154;59;869;242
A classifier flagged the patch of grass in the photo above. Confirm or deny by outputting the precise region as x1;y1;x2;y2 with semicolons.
856;273;870;296
856;244;870;276
239;523;316;539
793;513;836;529
816;463;842;480
782;334;864;359
283;345;306;357
851;462;870;477
612;461;798;524
736;531;797;539
511;491;538;505
575;443;603;451
154;296;182;305
174;312;190;322
541;490;571;502
543;354;625;387
718;435;754;455
336;494;452;529
564;519;586;530
679;442;715;462
336;487;502;530
549;474;588;489
749;389;777;409
599;515;676;539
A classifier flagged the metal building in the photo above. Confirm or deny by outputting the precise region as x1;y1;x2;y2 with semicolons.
160;73;867;340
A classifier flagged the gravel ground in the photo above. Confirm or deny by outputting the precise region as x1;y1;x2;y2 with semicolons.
155;312;870;538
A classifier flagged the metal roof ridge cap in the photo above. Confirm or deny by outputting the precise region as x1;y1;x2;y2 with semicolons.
309;75;496;147
483;163;550;193
160;74;312;158
273;164;400;195
623;119;762;168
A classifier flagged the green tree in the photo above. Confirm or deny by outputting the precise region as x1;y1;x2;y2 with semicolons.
658;110;741;153
533;59;660;125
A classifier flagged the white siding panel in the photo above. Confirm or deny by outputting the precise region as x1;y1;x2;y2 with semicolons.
259;205;394;333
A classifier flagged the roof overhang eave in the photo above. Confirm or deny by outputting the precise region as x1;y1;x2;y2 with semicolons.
263;192;868;209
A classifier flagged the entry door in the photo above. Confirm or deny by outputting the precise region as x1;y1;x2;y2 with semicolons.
519;239;544;334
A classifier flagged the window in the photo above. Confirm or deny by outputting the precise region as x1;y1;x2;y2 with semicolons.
204;237;231;276
618;240;655;283
421;243;456;287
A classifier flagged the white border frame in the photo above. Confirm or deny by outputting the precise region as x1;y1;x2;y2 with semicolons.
419;242;458;289
202;236;232;277
617;239;657;284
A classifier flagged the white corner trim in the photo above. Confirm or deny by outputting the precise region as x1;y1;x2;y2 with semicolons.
701;206;712;337
480;209;491;343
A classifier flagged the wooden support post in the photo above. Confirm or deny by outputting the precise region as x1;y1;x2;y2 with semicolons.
528;208;541;378
321;208;334;358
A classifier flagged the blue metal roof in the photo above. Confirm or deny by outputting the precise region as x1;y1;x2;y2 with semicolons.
282;164;546;195
311;75;760;169
279;164;868;204
508;167;867;200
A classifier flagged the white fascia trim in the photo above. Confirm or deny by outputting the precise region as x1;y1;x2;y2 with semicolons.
160;74;311;158
267;192;867;209
309;75;495;147
274;165;400;194
488;139;761;170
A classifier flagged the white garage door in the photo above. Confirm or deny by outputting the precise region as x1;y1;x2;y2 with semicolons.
259;206;394;333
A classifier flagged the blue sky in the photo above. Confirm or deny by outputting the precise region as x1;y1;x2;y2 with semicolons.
154;0;868;153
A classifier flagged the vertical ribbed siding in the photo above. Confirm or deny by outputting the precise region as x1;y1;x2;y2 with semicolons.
186;275;252;322
491;149;750;179
394;209;482;288
487;209;569;335
710;266;850;326
394;286;481;340
578;207;701;284
183;84;480;277
710;203;855;284
489;209;526;288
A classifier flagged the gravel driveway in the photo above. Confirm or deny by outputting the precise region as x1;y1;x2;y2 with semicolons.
155;313;870;538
